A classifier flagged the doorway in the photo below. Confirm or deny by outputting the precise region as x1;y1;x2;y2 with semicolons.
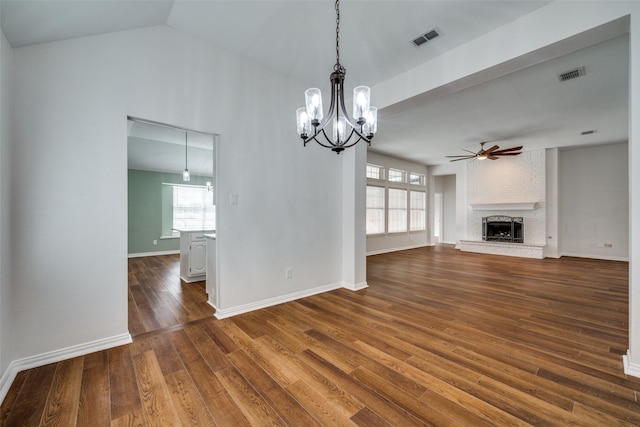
126;117;218;336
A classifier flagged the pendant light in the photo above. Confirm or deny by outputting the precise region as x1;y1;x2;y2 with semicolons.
295;0;378;154
183;130;190;181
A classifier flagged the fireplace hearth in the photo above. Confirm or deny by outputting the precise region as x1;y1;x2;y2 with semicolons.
482;216;523;243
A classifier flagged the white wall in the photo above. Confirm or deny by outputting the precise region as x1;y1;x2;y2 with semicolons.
559;142;629;260
628;6;640;377
441;175;457;244
0;18;14;384
9;25;348;364
366;151;429;254
545;148;560;258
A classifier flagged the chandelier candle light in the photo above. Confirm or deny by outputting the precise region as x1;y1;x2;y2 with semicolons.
296;0;377;154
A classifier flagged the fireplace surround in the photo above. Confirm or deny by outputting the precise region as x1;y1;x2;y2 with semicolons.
482;216;523;243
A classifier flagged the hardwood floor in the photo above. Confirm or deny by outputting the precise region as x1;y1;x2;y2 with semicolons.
127;255;215;338
2;246;639;426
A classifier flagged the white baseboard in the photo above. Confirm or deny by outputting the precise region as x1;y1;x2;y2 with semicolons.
367;243;430;256
214;281;364;319
560;252;629;262
343;281;368;291
128;250;180;258
0;332;132;403
623;350;640;378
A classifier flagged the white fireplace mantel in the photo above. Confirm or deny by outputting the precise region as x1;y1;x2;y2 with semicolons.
470;202;538;211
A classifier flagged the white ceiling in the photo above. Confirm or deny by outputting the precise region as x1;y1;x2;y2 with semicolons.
0;1;629;166
127;120;216;176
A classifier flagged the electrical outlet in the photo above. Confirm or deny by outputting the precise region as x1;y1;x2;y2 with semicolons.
153;240;158;246
285;268;293;280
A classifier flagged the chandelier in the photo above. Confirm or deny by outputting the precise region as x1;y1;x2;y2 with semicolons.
296;0;378;154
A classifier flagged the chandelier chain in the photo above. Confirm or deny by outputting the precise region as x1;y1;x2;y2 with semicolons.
334;0;345;74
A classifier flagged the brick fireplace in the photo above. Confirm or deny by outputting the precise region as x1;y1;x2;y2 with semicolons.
458;150;547;258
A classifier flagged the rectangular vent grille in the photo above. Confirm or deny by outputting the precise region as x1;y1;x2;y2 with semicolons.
412;28;440;47
558;66;586;82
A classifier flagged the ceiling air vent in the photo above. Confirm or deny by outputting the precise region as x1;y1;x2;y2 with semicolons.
412;28;440;47
558;66;586;82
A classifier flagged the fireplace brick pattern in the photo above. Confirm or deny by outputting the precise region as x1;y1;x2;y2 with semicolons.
466;150;546;247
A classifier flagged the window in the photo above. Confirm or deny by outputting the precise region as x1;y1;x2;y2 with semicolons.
409;172;426;186
366;163;384;180
388;188;407;233
410;190;426;231
171;184;215;231
365;162;427;235
366;186;385;234
388;168;406;183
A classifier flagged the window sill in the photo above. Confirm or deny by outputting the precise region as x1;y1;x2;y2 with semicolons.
159;235;180;240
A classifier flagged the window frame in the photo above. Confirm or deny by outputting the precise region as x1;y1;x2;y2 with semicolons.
409;190;427;231
366;164;428;236
366;163;385;180
366;185;386;235
387;168;407;183
387;188;408;233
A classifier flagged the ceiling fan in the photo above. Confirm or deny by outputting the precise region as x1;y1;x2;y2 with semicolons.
446;141;523;162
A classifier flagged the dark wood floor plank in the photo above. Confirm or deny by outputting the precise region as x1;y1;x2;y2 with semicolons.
165;369;216;426
169;329;251;426
132;350;182;425
298;349;427;426
108;345;142;421
3;246;639;426
77;352;111;426
0;369;28;425
40;357;84;426
215;365;285;426
227;349;322;426
3;363;57;426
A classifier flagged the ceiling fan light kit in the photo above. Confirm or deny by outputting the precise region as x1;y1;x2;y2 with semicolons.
446;141;523;162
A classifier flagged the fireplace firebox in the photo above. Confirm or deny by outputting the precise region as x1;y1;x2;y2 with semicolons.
482;216;523;243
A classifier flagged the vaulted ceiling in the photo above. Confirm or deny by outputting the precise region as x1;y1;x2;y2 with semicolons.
1;1;629;165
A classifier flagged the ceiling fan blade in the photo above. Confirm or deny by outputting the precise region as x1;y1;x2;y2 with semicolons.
483;145;500;154
487;155;499;160
446;155;474;158
449;157;473;162
493;152;522;156
492;146;523;154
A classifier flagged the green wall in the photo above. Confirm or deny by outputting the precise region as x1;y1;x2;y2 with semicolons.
128;169;212;255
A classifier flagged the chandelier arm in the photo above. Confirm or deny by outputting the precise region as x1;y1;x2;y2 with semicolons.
350;127;373;145
338;128;367;149
316;128;341;149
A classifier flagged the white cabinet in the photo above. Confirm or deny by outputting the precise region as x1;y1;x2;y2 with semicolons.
190;240;207;276
177;229;213;282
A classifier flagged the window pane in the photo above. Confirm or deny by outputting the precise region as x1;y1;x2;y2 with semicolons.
366;164;384;180
388;188;407;233
366;186;385;234
388;168;406;183
409;172;425;186
172;185;215;231
410;190;426;231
